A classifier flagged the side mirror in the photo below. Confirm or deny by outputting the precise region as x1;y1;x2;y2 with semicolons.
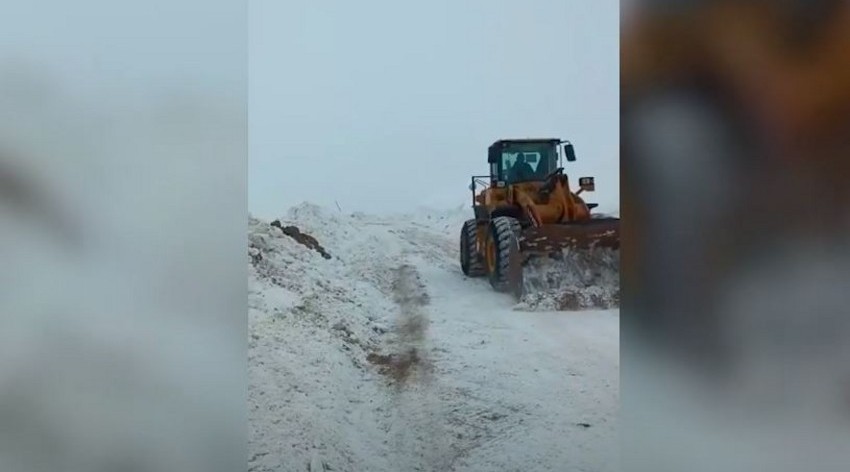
564;143;576;162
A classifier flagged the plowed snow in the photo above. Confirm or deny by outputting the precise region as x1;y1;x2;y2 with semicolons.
519;248;620;311
249;203;619;472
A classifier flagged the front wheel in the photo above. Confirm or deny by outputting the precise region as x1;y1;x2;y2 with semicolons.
460;219;485;277
485;216;522;292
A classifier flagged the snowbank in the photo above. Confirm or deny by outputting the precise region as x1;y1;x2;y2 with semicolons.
249;203;619;471
249;208;398;471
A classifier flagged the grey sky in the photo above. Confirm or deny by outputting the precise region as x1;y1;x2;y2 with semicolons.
250;0;619;219
2;1;242;101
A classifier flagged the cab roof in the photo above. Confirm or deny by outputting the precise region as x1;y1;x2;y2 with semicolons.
490;138;561;147
487;139;562;163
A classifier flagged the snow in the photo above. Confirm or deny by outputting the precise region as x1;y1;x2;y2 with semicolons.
249;203;619;472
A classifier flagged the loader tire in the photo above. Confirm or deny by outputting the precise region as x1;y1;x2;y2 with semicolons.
460;219;486;277
486;216;522;292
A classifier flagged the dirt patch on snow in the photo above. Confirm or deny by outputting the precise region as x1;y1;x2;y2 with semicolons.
271;219;332;259
366;350;422;383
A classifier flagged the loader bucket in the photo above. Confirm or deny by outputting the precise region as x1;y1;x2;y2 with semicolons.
507;217;620;308
520;217;620;254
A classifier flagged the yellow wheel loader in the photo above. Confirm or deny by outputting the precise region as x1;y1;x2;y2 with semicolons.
459;139;619;302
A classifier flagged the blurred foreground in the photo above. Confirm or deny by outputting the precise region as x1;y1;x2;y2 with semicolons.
621;1;850;470
0;3;246;472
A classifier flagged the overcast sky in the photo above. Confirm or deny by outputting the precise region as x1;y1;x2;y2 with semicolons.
2;1;242;102
249;0;619;219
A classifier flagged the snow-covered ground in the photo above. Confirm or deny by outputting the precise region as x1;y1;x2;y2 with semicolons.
249;203;619;472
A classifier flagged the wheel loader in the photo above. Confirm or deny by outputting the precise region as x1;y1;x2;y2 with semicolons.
459;139;619;302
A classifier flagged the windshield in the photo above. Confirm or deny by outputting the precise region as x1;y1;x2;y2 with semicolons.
499;142;557;183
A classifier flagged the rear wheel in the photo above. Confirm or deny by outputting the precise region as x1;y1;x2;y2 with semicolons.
485;216;522;292
460;219;485;277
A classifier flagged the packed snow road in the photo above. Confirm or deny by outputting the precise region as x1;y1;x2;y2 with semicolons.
248;204;619;472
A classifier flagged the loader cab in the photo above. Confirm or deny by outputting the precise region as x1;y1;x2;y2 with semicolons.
488;139;562;185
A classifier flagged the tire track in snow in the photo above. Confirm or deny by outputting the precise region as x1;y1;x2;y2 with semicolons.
370;259;509;471
369;262;458;471
368;263;432;386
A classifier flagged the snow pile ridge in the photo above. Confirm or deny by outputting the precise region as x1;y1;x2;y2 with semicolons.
248;207;449;471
